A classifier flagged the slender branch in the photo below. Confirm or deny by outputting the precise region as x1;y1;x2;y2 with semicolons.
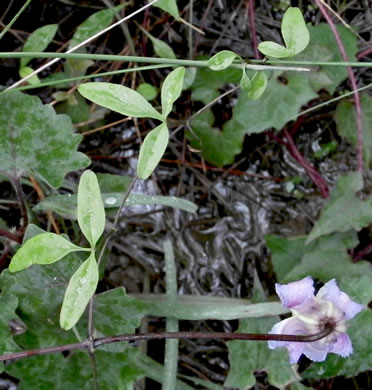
0;325;334;363
314;0;364;172
11;177;29;230
0;0;32;41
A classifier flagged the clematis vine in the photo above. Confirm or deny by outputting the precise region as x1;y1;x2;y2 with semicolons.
268;276;364;363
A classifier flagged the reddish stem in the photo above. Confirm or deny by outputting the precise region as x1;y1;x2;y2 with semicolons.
314;0;364;173
248;0;260;59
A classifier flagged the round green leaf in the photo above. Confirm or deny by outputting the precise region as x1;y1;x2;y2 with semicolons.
78;82;163;121
282;7;310;55
9;233;84;272
136;83;158;101
257;41;291;58
161;67;185;118
60;252;98;330
137;123;169;180
78;170;105;248
208;50;239;71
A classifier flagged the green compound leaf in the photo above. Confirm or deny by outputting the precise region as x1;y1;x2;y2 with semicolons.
306;172;372;244
151;0;180;20
188;72;317;166
0;295;22;373
267;232;372;305
281;7;309;55
161;67;185;118
304;309;372;380
69;5;125;49
335;94;372;166
21;24;58;68
296;24;357;94
9;233;84;273
60;252;98;330
208;50;240;71
258;41;291;58
0;91;90;188
77;170;105;248
137;123;169;180
78;82;163;121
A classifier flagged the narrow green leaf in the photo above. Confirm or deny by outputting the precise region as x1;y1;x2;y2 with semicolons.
137;123;169;180
247;71;268;100
281;7;310;55
69;5;126;49
152;0;180;20
9;233;84;272
77;170;105;248
161;67;185;118
258;41;291;58
78;82;163;121
21;24;58;68
208;50;239;71
60;252;98;330
152;36;177;59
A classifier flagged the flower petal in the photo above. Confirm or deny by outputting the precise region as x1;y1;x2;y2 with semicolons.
317;279;364;320
275;276;315;308
303;341;329;362
329;332;353;357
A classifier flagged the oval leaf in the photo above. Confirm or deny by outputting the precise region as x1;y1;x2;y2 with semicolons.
9;233;84;272
21;24;58;68
282;7;310;55
239;70;251;92
247;71;268;100
78;82;163;121
257;41;291;58
137;123;169;180
208;50;239;71
19;66;40;85
136;83;158;101
60;252;98;330
78;170;105;248
151;36;177;59
161;67;185;118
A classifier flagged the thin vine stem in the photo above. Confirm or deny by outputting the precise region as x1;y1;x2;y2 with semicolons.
0;325;334;363
0;0;32;41
3;51;369;68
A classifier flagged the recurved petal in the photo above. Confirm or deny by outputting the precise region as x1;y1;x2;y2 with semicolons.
329;332;353;357
275;276;315;308
317;279;364;320
303;341;329;362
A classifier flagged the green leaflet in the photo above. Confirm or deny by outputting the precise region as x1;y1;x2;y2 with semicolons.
161;67;185;118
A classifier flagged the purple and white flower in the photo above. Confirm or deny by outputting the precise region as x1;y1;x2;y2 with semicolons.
268;276;364;363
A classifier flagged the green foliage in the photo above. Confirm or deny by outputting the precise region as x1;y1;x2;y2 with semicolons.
188;71;316;166
335;94;372;166
60;252;99;330
306;172;372;243
137;123;169;179
296;24;357;94
141;27;177;59
9;233;84;272
267;232;372;305
243;70;268;100
20;24;58;68
78;82;164;121
152;0;180;20
208;50;240;70
258;7;309;58
0;91;90;188
69;5;125;49
77;170;105;248
136;83;158;101
161;67;185;118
